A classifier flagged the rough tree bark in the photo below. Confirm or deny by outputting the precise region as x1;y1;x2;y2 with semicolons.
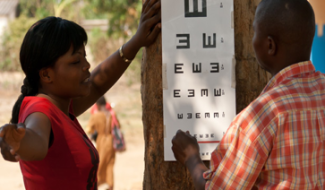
141;0;271;189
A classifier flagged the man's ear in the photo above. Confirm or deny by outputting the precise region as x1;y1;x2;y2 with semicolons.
39;68;53;84
267;36;277;56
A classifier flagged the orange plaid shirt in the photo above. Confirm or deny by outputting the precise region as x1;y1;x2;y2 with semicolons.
204;61;325;189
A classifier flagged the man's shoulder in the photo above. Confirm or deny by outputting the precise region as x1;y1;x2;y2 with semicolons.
233;86;295;129
235;76;325;127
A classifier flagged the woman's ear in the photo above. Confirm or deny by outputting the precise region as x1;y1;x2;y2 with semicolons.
267;36;277;56
39;68;53;84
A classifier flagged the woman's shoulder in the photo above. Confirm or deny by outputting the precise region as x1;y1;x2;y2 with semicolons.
19;96;57;122
22;96;54;109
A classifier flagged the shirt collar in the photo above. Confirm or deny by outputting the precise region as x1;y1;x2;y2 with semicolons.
262;61;315;93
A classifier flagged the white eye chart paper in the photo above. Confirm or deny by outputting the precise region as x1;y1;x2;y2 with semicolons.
162;0;236;161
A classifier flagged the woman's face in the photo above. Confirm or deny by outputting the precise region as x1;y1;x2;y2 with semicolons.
49;45;91;99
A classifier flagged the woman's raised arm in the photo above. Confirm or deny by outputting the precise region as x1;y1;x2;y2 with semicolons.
73;0;161;116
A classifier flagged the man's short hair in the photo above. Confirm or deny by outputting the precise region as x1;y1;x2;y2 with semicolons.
256;0;315;47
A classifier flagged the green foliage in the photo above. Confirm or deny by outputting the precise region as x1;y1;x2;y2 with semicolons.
0;16;37;71
87;27;110;64
17;0;79;20
18;0;53;18
84;0;143;84
83;0;142;39
86;27;142;85
0;0;143;74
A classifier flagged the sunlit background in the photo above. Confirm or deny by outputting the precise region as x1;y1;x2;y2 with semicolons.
0;0;146;190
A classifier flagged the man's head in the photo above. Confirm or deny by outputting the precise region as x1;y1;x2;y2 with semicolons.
253;0;315;75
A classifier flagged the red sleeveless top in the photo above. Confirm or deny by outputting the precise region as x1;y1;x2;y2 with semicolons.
18;96;99;190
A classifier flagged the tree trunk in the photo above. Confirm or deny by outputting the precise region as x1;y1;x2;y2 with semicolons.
141;0;271;189
234;0;272;113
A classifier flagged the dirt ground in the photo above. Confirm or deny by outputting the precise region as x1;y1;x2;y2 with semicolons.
0;71;146;190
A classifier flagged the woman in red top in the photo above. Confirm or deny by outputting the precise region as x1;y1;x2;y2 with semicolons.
0;0;161;189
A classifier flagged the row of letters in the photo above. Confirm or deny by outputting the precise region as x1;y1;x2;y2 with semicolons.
177;112;225;119
194;133;215;138
174;88;225;98
201;152;211;156
176;33;225;49
174;63;224;74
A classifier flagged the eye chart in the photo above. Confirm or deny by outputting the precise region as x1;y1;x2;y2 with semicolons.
162;0;236;161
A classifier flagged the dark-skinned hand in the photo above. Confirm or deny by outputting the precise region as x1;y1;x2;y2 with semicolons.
0;137;17;162
171;130;201;165
133;0;161;48
0;123;26;162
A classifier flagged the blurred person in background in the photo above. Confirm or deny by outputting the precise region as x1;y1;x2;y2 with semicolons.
87;96;124;190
